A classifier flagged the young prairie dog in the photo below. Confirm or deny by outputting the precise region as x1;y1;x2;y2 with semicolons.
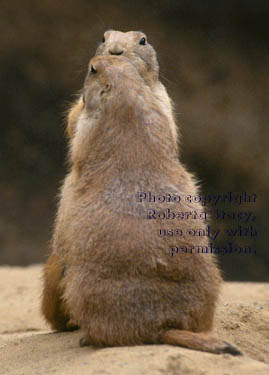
42;55;241;355
67;30;178;149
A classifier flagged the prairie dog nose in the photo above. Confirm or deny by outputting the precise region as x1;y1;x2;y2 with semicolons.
109;42;124;55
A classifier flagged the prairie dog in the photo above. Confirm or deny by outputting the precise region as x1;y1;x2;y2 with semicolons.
67;30;178;149
42;55;241;355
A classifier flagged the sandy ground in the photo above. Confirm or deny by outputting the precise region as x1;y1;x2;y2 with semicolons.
0;265;268;375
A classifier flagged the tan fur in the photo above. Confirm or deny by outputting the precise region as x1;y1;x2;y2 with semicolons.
42;55;241;356
66;97;84;139
67;30;178;150
41;254;78;332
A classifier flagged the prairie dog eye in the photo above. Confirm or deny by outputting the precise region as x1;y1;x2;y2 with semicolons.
102;36;105;43
90;65;97;74
139;37;147;45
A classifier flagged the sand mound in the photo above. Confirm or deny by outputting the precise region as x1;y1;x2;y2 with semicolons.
0;265;268;374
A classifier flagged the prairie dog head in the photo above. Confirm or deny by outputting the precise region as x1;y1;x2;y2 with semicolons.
72;55;150;164
66;30;165;139
95;30;159;87
82;55;146;112
71;55;174;171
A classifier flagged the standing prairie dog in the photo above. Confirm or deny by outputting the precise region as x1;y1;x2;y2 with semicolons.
42;55;241;355
67;30;178;149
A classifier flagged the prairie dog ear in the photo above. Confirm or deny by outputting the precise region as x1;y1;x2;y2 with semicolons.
100;83;111;96
66;97;84;139
103;30;113;42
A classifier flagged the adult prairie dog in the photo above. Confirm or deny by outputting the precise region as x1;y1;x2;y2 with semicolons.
42;55;241;355
67;30;178;149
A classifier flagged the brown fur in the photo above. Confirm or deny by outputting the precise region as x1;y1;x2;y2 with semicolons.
41;254;78;332
42;55;241;356
67;30;178;149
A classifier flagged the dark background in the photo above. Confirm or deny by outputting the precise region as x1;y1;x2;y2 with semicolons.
0;0;268;280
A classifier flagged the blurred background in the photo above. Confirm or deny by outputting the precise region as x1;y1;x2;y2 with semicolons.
0;0;268;280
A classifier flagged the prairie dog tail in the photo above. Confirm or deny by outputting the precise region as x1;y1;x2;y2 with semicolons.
161;330;242;356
